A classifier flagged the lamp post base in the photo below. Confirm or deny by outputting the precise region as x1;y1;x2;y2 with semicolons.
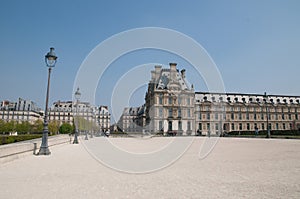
38;147;51;155
73;137;79;144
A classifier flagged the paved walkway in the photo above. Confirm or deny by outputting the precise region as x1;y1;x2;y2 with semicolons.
0;137;299;198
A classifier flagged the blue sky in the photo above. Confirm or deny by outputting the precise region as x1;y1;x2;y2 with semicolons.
0;0;299;122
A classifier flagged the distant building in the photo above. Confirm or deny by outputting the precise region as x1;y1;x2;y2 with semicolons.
118;63;300;135
117;105;145;133
144;63;195;135
0;98;42;124
97;106;111;132
49;101;110;131
195;92;300;135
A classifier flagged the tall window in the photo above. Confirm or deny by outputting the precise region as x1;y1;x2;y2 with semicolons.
159;108;163;117
159;94;163;105
178;108;181;117
187;121;191;131
283;123;286;130
215;123;219;131
168;121;172;131
198;113;201;120
198;123;202;130
231;123;235;131
169;108;173;117
159;121;163;131
231;113;234;120
207;113;210;120
178;121;182;130
262;123;265;130
168;96;172;104
207;123;210;130
247;123;250;130
215;113;218;120
187;109;191;117
168;108;173;117
239;123;242;130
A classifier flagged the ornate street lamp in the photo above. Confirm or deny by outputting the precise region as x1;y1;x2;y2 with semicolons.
264;92;271;138
73;88;81;144
38;47;57;155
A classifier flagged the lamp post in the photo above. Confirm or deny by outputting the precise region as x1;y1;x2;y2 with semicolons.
38;47;57;155
85;115;89;140
73;88;81;144
264;92;271;138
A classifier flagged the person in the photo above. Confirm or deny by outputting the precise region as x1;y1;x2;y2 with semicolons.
255;127;259;136
105;130;110;137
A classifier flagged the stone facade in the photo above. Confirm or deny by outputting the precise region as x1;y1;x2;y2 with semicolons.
195;92;300;135
144;63;195;135
117;105;145;133
49;101;110;131
0;98;42;124
118;63;300;136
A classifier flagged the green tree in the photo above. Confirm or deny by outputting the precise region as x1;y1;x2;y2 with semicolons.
5;121;17;133
15;121;31;134
48;120;60;135
0;119;5;133
59;123;74;134
31;120;43;133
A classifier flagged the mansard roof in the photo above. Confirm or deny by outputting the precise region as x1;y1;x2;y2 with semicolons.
195;92;300;105
156;69;190;91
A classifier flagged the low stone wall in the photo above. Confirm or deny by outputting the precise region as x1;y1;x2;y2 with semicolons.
0;134;71;164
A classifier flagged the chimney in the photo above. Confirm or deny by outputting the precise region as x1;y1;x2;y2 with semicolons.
181;69;186;79
169;63;177;81
154;65;162;82
151;70;155;82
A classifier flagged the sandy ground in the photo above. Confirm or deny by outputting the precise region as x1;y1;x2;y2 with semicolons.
0;137;299;199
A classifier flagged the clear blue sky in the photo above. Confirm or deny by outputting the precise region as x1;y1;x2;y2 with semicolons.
0;0;299;122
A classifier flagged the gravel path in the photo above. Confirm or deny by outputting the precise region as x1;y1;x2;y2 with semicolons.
0;137;299;199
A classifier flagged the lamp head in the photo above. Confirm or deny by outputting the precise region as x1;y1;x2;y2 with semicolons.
75;87;81;100
45;47;57;67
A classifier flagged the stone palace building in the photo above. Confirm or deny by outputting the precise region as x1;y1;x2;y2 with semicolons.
118;63;300;136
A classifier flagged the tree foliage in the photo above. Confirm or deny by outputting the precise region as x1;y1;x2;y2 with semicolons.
75;116;98;133
48;120;60;135
59;123;74;134
15;121;30;134
31;120;43;133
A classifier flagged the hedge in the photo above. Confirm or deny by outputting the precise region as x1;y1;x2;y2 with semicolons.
0;134;42;145
225;130;300;136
